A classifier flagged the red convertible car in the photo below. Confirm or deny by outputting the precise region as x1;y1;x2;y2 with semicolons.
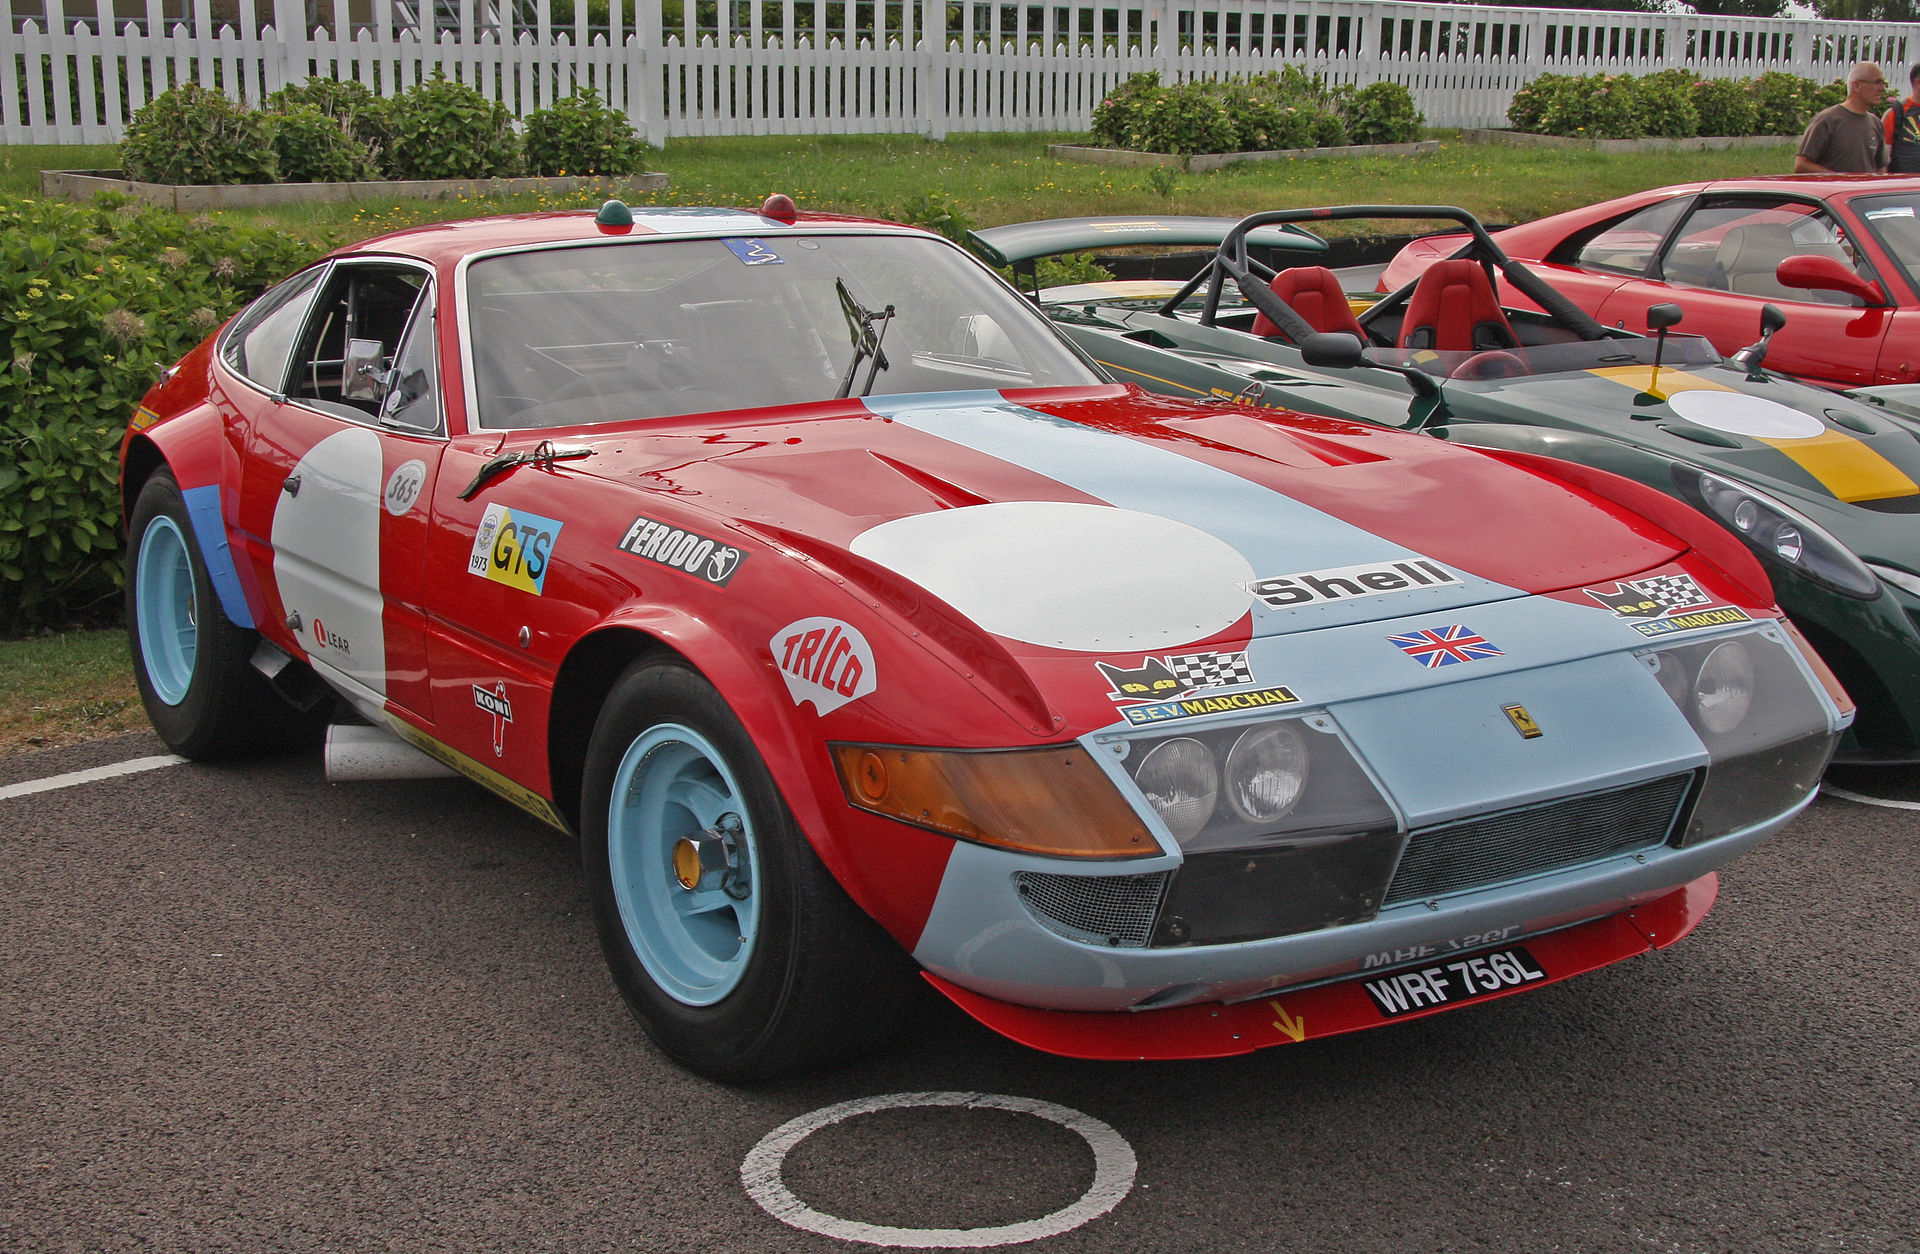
120;199;1850;1079
1381;176;1920;391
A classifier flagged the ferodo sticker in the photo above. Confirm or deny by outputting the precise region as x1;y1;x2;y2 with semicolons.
773;618;875;715
1247;558;1461;609
618;515;747;586
384;459;428;516
469;503;563;594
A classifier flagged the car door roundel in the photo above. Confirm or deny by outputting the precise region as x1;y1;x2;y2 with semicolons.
270;426;389;698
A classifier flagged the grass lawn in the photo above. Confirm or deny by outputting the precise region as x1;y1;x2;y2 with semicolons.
0;130;1801;754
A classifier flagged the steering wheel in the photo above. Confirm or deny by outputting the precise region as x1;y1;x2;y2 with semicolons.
1452;350;1527;381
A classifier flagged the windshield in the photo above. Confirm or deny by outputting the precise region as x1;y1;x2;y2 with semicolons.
465;233;1099;428
1366;334;1724;381
1851;192;1920;294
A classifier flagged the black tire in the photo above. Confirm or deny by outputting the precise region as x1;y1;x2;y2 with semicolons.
125;469;320;759
580;656;918;1081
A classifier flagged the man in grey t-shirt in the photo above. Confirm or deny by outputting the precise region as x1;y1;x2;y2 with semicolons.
1796;62;1889;173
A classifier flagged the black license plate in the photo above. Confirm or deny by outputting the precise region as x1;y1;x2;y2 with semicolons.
1361;946;1548;1018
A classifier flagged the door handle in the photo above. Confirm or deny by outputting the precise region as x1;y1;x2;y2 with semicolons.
282;474;301;497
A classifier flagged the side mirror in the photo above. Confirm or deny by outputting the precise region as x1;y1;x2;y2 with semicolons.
1759;302;1788;336
1645;302;1683;333
1775;254;1884;305
1733;302;1789;376
1299;331;1366;369
341;338;388;402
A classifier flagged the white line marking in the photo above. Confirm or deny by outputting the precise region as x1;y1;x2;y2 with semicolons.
1823;786;1920;811
0;755;188;801
741;1091;1136;1249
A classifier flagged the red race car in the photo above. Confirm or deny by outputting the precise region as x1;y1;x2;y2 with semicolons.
1380;176;1920;391
121;199;1850;1079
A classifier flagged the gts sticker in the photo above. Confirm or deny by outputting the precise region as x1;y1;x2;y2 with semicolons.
772;617;875;715
469;503;563;595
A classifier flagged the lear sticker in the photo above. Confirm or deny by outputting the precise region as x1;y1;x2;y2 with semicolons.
1098;651;1255;704
473;682;512;757
310;616;351;655
384;459;428;516
1631;607;1753;638
1118;685;1300;726
469;503;563;595
618;515;747;586
773;618;876;715
1389;625;1503;668
1586;573;1711;620
1247;559;1462;609
723;238;784;265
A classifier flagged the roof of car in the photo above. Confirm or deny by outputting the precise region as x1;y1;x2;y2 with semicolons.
332;204;926;267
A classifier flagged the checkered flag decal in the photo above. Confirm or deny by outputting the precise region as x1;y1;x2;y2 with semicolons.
1164;651;1254;691
1631;575;1709;612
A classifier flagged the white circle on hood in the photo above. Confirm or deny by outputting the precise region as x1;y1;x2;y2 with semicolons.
850;501;1254;651
1666;390;1825;440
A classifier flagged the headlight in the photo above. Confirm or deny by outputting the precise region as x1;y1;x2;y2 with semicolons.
1223;724;1308;822
1672;466;1879;598
1867;561;1920;599
1135;738;1218;842
1694;640;1756;734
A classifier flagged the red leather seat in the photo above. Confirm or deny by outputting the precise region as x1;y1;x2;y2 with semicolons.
1249;266;1368;341
1398;259;1518;352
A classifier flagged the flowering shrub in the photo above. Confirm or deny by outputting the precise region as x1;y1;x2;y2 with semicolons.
1342;81;1422;145
0;196;317;630
268;105;381;184
1750;71;1820;136
120;85;278;186
1089;72;1161;148
1636;69;1699;140
1693;77;1758;138
522;89;652;177
1087;68;1414;155
1510;70;1823;139
383;72;522;180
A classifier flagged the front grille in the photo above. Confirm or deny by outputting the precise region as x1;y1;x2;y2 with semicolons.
1384;772;1695;906
1015;870;1171;948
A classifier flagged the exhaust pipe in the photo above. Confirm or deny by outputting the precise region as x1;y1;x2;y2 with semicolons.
324;724;459;783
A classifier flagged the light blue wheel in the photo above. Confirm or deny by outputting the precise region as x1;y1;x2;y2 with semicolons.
135;513;198;706
606;722;762;1007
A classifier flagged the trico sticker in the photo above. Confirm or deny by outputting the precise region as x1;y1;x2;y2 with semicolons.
1097;650;1254;704
469;503;564;595
1247;558;1461;609
473;681;512;757
1362;946;1547;1018
617;515;747;587
772;618;876;715
723;238;784;265
1388;624;1503;668
384;459;428;516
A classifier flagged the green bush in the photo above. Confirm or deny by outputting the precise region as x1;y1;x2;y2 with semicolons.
1636;69;1699;139
522;89;652;176
0;196;318;631
266;78;395;171
1341;81;1422;145
1090;69;1368;155
1089;72;1160;149
1506;73;1572;134
268;105;380;184
1811;77;1849;114
119;84;278;186
383;72;521;180
884;192;973;244
1692;77;1758;138
1537;73;1647;139
1129;81;1238;155
1750;71;1819;135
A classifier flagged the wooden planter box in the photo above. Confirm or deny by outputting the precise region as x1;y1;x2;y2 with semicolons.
1456;130;1796;153
1048;140;1440;173
40;169;669;212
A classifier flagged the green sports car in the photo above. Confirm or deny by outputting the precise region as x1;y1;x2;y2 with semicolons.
974;206;1920;762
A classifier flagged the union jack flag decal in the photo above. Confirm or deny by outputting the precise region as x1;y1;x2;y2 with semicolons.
1388;624;1504;668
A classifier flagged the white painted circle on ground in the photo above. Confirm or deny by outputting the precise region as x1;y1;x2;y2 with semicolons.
1823;785;1920;810
1666;390;1826;440
740;1091;1137;1248
850;502;1253;651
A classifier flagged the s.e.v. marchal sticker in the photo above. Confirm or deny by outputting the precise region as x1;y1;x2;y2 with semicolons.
772;617;875;715
1095;649;1297;726
617;515;746;586
1585;573;1751;638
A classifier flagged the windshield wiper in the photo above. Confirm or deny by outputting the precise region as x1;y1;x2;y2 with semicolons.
835;277;896;399
459;439;594;500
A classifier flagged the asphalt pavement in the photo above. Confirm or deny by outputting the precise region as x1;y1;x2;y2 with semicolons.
4;732;1916;1254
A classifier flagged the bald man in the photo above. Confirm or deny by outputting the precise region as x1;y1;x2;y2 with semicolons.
1796;62;1889;173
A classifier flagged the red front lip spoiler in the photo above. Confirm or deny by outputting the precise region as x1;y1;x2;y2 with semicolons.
925;874;1717;1062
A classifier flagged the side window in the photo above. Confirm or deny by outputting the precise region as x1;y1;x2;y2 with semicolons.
1658;200;1875;305
285;264;428;420
379;283;440;433
220;267;324;391
1569;198;1688;276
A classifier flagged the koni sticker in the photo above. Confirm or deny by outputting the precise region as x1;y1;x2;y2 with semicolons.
469;503;563;595
617;515;747;586
473;682;513;757
1247;558;1461;609
773;618;876;715
1388;625;1503;668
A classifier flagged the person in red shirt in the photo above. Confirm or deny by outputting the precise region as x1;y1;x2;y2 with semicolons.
1885;63;1920;173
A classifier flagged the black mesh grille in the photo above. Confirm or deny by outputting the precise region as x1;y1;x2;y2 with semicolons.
1385;772;1695;906
1015;870;1171;948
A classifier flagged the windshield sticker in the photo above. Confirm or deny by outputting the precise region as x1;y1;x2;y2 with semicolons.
1389;625;1503;668
723;237;784;265
469;503;563;595
1248;559;1461;609
1098;650;1254;703
773;617;876;715
618;515;747;586
1865;205;1916;219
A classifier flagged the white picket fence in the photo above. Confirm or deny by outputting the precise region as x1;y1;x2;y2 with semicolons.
5;0;1918;146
